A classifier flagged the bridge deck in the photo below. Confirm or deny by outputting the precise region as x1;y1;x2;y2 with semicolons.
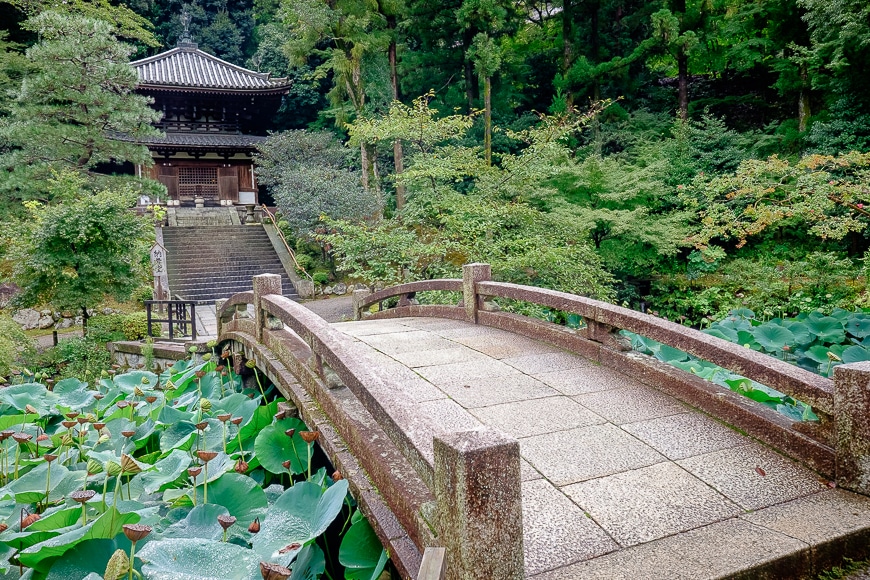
332;317;870;579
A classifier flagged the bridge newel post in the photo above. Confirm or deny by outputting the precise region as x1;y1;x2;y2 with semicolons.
462;263;491;324
433;429;524;580
834;362;870;493
214;299;226;337
252;274;282;342
352;289;371;321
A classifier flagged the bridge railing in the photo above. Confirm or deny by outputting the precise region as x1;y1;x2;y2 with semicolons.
354;263;870;493
216;275;525;580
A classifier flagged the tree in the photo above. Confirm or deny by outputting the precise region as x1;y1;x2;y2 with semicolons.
0;11;161;207
12;172;150;333
255;131;381;236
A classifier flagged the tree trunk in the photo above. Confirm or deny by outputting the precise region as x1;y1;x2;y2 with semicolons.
463;28;479;110
81;305;89;337
798;65;811;132
673;0;689;120
484;75;492;166
677;49;688;120
562;0;574;109
590;0;601;150
388;28;406;210
360;142;370;191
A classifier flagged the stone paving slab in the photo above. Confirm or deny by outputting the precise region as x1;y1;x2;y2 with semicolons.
676;443;826;510
469;396;605;439
534;366;647;395
530;518;811;579
330;317;870;578
562;461;741;547
521;424;666;486
573;386;689;425
521;479;620;576
621;412;748;460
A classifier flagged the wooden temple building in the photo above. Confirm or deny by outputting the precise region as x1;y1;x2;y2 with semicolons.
130;28;291;207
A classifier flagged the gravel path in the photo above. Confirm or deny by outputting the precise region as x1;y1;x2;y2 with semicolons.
301;295;354;323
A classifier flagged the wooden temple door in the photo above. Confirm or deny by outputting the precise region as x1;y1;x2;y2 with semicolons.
156;166;179;203
218;167;239;205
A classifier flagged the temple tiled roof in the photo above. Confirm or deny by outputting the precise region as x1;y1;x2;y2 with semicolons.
131;46;290;91
130;133;268;148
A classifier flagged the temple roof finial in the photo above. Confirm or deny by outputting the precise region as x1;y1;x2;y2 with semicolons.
177;8;198;49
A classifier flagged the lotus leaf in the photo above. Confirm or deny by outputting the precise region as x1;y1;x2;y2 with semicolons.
806;316;845;344
339;514;388;580
841;345;870;363
137;537;260;580
752;324;795;352
253;479;348;566
254;417;308;475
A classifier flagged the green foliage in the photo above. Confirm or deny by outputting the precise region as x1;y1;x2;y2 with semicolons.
648;252;863;325
0;313;34;379
0;11;161;207
683;151;870;247
11;172;151;322
256;131;380;236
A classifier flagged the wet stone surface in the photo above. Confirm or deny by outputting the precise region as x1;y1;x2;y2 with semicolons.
324;316;870;578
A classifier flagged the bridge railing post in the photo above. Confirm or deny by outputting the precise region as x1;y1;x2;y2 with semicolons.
834;362;870;493
352;288;371;321
433;429;524;580
462;263;491;324
252;274;282;342
215;299;226;337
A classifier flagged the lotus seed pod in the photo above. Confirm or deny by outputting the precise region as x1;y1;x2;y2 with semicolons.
77;416;87;425
200;399;212;413
196;450;218;463
133;387;145;397
121;430;135;438
104;548;130;580
116;400;129;409
70;490;96;504
93;422;106;430
93;393;105;400
61;433;75;446
248;518;260;534
25;404;38;415
202;353;212;362
62;420;77;429
188;466;203;478
207;340;217;348
36;434;50;443
284;428;295;438
259;562;292;580
217;413;232;422
43;453;58;463
299;431;319;444
12;433;32;444
66;412;80;419
122;524;152;542
245;360;256;369
120;454;142;475
217;514;236;531
281;460;291;470
332;470;343;481
141;376;150;384
0;523;7;533
194;370;206;379
189;346;198;353
87;459;103;475
195;421;209;431
21;513;41;529
230;416;243;426
101;370;109;378
145;396;157;404
86;413;97;423
106;461;122;477
235;460;249;474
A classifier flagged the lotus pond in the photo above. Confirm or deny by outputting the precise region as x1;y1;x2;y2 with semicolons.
0;349;389;579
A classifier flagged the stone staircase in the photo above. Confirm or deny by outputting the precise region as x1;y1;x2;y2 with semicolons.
161;224;298;303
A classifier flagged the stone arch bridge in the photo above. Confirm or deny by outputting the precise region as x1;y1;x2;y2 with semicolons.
214;264;870;580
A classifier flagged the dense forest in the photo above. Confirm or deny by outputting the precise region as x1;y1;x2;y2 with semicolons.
2;0;870;324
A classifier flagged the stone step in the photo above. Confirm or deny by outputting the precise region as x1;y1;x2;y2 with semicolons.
162;224;297;302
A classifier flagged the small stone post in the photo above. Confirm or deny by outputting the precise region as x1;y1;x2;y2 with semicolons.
834;362;870;493
462;263;491;324
252;274;282;342
352;288;371;320
215;299;226;337
433;429;524;580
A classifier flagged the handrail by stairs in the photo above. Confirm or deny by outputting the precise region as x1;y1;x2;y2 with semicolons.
260;204;314;283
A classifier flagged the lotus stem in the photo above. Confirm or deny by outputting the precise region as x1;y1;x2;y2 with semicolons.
222;423;227;454
307;443;312;481
203;462;208;504
13;446;20;480
254;368;266;403
102;472;109;510
44;461;51;505
128;541;138;580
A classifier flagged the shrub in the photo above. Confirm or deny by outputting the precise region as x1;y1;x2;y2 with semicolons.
39;336;112;380
0;313;35;378
121;311;150;340
312;271;331;286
